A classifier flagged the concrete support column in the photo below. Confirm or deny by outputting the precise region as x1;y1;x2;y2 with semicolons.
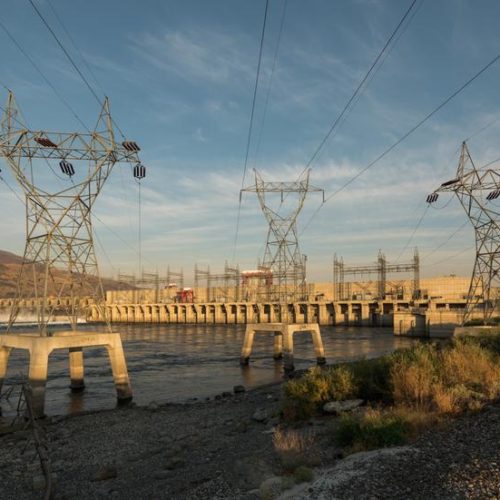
283;326;294;371
28;344;51;418
185;306;195;323
310;326;326;365
333;303;341;325
215;305;224;324
273;332;283;360
0;346;11;394
318;304;329;325
69;347;85;391
240;326;255;365
106;338;133;402
361;304;371;326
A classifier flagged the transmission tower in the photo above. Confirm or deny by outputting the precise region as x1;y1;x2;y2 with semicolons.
241;169;324;314
0;91;145;335
427;141;500;323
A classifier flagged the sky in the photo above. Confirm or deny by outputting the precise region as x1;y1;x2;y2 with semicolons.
0;0;500;285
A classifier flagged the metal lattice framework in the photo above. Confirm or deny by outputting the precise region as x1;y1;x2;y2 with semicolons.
333;249;420;301
241;169;323;309
0;92;142;335
428;141;500;323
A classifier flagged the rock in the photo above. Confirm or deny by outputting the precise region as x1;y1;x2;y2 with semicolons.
323;399;364;414
259;476;287;499
92;465;118;481
152;470;171;480
222;391;233;398
32;474;46;491
252;408;269;423
164;456;184;470
147;401;159;411
234;385;246;394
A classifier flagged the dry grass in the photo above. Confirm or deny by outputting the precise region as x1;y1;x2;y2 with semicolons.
272;427;319;471
391;340;500;413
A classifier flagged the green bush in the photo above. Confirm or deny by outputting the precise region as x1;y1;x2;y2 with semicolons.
282;365;356;421
282;335;500;421
334;409;409;451
293;466;314;483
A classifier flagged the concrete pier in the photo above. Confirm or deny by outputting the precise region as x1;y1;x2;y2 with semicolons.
240;323;326;371
0;332;132;417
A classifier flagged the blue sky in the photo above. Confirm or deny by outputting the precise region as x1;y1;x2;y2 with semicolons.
1;0;500;284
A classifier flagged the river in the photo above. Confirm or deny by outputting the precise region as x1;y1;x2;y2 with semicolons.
0;324;418;418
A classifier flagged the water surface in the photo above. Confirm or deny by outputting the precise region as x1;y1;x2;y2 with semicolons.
0;324;417;417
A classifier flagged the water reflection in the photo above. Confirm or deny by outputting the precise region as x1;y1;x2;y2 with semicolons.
0;324;417;418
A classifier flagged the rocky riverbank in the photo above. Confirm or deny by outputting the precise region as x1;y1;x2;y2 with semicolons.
0;382;499;499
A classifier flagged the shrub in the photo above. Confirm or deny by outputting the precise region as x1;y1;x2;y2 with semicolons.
390;344;439;409
334;408;409;451
293;466;314;483
348;356;393;402
282;365;356;421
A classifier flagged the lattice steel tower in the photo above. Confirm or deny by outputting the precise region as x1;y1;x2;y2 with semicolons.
0;92;144;335
428;141;500;323
241;169;324;308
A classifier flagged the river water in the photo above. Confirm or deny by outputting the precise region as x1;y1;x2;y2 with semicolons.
0;324;417;418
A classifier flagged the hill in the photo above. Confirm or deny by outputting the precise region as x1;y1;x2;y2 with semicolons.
0;250;128;299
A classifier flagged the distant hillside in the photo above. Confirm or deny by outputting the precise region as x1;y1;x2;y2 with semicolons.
0;250;24;265
0;250;128;299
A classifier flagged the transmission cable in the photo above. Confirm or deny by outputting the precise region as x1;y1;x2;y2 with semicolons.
0;19;90;132
301;51;500;235
253;0;288;170
303;0;419;171
45;0;107;97
27;0;126;139
232;0;270;263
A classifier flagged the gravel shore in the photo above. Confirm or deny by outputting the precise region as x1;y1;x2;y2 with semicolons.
0;383;498;499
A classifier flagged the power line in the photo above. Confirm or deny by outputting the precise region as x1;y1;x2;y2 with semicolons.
301;51;500;235
0;18;90;132
304;0;419;170
240;0;270;189
28;0;102;106
395;203;429;263
233;0;270;263
253;0;288;170
27;0;127;139
421;221;469;261
45;0;107;97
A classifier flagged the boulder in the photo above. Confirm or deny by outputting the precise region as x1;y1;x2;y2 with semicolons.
252;408;268;423
323;399;364;414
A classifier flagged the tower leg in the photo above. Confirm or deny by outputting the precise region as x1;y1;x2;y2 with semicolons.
69;347;85;392
106;336;133;402
240;326;255;365
28;344;50;418
273;332;283;360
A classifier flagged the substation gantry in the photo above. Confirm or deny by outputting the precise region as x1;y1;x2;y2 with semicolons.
0;91;146;334
333;249;420;301
427;141;500;323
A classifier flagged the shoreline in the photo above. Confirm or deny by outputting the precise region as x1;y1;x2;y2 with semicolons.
1;375;499;499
